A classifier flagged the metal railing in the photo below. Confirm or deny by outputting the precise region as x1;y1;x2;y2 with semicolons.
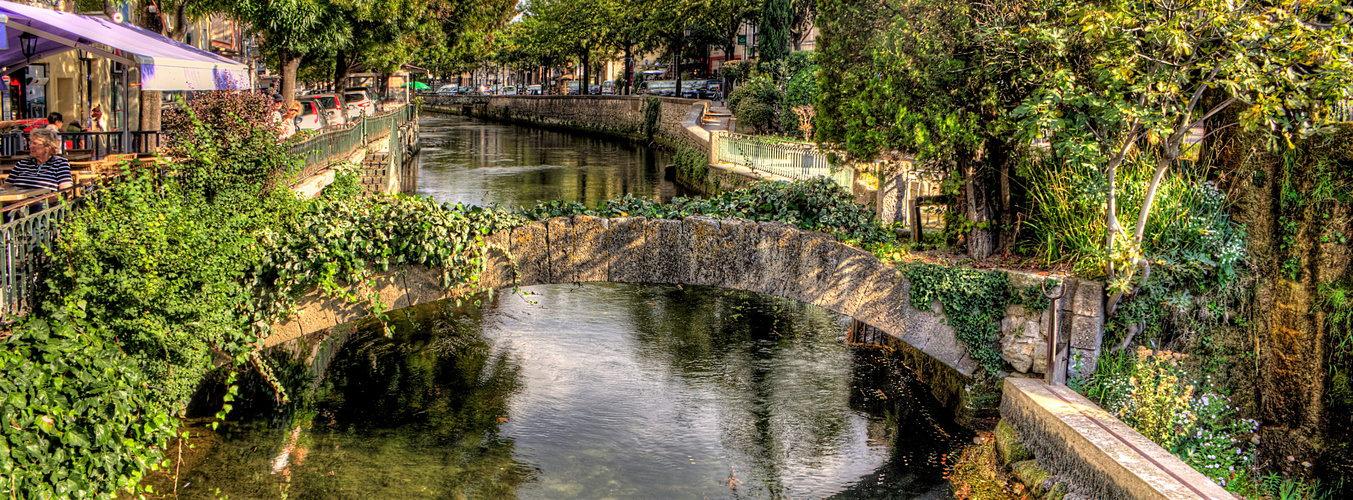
1;131;162;160
289;105;415;180
710;131;854;188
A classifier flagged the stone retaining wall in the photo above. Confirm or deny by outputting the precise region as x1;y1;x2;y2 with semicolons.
1002;377;1232;500
427;95;710;151
268;216;1105;381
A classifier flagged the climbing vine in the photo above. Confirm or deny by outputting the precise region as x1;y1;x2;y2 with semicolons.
640;97;661;142
901;262;1015;376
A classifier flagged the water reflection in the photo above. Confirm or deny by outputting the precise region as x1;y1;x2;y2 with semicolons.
184;284;967;498
416;114;679;208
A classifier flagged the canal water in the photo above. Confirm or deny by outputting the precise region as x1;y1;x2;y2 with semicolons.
177;114;968;498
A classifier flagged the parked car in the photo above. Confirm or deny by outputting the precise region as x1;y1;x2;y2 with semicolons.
436;85;457;94
644;80;677;97
680;80;703;98
500;85;518;96
702;80;722;100
292;98;329;131
564;80;580;95
343;90;375;119
601;80;616;94
527;84;543;95
303;93;347;126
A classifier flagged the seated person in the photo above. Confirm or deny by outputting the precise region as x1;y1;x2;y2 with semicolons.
44;112;64;132
3;129;72;191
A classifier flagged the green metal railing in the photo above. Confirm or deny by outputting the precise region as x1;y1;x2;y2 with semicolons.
290;105;414;180
0;106;418;322
710;131;854;188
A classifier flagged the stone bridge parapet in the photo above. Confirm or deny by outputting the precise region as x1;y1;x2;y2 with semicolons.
267;216;1106;379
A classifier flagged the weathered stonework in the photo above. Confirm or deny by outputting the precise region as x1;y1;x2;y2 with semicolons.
268;216;1106;380
426;95;710;152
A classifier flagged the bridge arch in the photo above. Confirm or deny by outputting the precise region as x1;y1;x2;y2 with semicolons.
267;215;1100;377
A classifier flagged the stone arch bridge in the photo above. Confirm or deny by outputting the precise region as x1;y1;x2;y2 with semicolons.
266;215;1106;378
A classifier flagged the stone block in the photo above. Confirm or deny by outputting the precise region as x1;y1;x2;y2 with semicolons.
814;242;868;315
754;222;802;299
1011;460;1050;497
510;222;549;286
647;218;685;284
1071;279;1104;318
797;231;839;308
607;216;647;283
572;215;610;282
845;257;901;326
719;219;760;292
547;217;578;283
480;230;515;290
920;325;973;377
680;216;724;287
1070;314;1104;350
399;265;450;309
1001;319;1045;374
995;420;1033;465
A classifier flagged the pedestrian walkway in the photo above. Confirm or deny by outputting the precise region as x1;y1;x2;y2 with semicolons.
701;105;733;132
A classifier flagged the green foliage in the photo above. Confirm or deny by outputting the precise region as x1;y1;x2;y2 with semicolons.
758;0;793;63
901;263;1013;375
254;196;525;323
1114;348;1194;451
0;313;176;498
641;97;661;141
1023;154;1247;349
48;173;289;411
522;178;895;245
320;163;365;203
672;145;709;182
730;76;783;134
162;91;304;201
1260;474;1329;500
1077;348;1266;496
1178;392;1258;491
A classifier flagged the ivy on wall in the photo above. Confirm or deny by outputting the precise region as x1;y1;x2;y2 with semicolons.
902;263;1015;375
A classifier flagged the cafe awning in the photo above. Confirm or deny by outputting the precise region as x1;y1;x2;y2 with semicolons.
0;1;248;90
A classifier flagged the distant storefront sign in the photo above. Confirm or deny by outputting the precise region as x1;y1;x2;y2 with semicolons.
738;35;746;46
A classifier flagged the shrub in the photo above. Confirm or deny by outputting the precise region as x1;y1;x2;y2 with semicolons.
672;145;708;182
1115;348;1195;451
521;177;894;245
162;91;303;201
0;313;176;497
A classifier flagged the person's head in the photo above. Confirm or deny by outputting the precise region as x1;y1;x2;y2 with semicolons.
47;112;63;126
271;93;285;109
29;128;60;159
286;101;302;116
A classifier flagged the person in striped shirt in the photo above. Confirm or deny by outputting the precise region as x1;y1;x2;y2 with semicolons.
2;128;72;191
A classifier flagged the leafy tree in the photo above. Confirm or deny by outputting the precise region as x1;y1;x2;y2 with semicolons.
525;0;616;95
758;0;792;63
200;0;345;103
788;0;815;51
816;0;1039;258
700;0;760;93
1004;0;1353;308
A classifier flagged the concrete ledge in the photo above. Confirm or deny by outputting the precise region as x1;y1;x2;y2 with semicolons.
1001;377;1231;500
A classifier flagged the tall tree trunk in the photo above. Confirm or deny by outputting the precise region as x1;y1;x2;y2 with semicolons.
581;50;590;95
623;45;633;95
962;150;995;260
332;49;352;109
280;52;302;106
